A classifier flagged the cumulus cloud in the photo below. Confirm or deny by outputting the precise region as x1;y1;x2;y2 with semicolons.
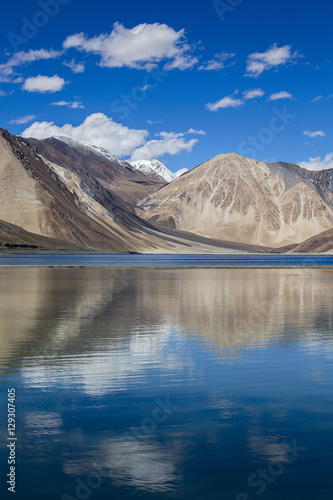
267;91;294;101
63;22;198;71
21;113;148;157
298;153;333;171
50;100;84;109
63;59;85;73
243;88;264;100
0;89;10;96
198;52;235;71
10;115;36;125
22;114;202;160
303;130;326;138
130;131;198;161
245;44;299;77
0;49;61;82
206;94;244;111
23;75;66;93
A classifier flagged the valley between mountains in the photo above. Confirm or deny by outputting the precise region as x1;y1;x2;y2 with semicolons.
1;127;333;254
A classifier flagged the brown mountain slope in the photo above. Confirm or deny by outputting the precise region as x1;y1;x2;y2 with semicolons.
0;129;258;253
24;136;165;210
136;153;333;248
288;227;333;253
0;129;176;252
0;219;85;251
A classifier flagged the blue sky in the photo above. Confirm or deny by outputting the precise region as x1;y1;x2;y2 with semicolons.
0;0;332;173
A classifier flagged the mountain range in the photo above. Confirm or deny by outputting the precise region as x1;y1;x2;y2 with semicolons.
137;154;333;248
1;127;333;254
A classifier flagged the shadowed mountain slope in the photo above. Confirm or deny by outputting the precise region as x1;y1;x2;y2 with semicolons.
0;129;256;253
288;227;333;254
24;136;166;210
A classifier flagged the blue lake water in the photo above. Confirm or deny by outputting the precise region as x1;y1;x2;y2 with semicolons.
0;265;333;499
0;253;333;267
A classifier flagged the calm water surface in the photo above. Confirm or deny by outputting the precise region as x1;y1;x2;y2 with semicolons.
0;266;333;499
1;253;333;266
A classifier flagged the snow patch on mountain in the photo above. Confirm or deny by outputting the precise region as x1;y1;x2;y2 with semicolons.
88;144;132;169
54;136;188;182
174;168;188;178
130;159;188;183
53;136;132;169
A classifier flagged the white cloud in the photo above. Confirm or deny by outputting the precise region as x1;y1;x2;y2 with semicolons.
298;153;333;171
63;59;85;73
0;89;10;96
267;91;294;101
206;95;244;111
21;113;149;157
0;76;12;84
311;95;324;103
22;114;202;160
0;49;62;82
147;119;163;124
163;52;198;71
243;88;264;100
245;44;298;77
6;49;61;67
63;22;198;71
206;87;266;111
23;75;66;93
303;130;326;138
50;100;84;109
130;131;198;161
187;128;206;135
10;115;36;125
198;52;235;71
12;77;24;84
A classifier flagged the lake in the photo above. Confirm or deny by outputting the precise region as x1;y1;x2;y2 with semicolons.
0;265;333;499
0;253;333;267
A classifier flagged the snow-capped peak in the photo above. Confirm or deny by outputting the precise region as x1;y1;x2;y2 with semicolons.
53;136;131;169
53;137;188;182
88;144;131;169
174;168;188;178
130;159;188;183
